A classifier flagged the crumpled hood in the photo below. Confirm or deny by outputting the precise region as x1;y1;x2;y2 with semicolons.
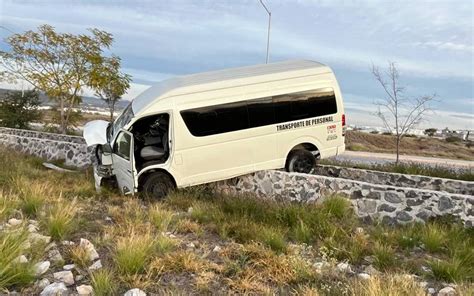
83;120;110;146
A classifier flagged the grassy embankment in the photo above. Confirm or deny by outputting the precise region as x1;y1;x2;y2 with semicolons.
0;149;473;294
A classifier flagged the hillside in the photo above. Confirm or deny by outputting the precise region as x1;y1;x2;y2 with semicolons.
0;149;473;295
346;131;474;161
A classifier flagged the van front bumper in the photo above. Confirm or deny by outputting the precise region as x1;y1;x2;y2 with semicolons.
93;164;114;192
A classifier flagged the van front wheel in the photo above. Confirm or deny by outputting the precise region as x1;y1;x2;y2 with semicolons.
286;150;316;174
142;172;175;200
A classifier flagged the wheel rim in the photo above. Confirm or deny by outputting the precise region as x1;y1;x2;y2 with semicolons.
292;156;314;173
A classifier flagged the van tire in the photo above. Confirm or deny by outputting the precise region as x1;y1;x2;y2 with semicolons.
141;172;175;200
285;149;316;174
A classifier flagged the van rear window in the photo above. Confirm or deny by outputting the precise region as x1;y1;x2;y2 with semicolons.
180;88;337;137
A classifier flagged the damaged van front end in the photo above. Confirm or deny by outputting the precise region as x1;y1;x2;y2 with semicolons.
83;120;115;191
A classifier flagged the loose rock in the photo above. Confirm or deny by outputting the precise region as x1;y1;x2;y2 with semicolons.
8;218;22;226
124;288;146;296
76;285;93;295
88;259;102;271
28;224;39;233
357;273;370;280
36;278;50;290
48;249;63;263
53;270;74;286
62;240;75;246
40;282;68;296
34;261;50;276
29;233;51;244
79;238;100;261
336;262;352;273
15;255;28;263
364;265;380;275
63;264;75;270
438;287;456;296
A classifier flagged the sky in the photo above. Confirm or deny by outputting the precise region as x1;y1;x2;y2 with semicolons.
0;0;472;130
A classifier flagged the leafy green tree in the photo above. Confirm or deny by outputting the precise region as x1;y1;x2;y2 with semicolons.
89;56;131;121
0;90;41;129
0;24;113;134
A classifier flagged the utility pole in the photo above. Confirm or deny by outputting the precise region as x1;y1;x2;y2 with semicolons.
258;0;271;64
0;25;24;97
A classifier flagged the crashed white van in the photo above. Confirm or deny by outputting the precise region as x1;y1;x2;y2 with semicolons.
83;60;346;199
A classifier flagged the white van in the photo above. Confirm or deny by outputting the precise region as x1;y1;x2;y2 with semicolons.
83;60;346;199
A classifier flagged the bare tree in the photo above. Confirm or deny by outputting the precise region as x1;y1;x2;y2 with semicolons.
372;62;435;164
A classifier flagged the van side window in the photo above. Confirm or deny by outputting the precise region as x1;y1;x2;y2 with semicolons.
180;88;337;137
247;98;275;128
181;102;248;136
113;132;132;160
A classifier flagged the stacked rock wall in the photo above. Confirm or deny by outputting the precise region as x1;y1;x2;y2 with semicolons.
0;127;93;168
215;170;474;227
313;165;473;195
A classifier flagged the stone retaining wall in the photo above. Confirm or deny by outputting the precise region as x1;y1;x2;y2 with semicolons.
314;165;473;196
215;170;474;227
0;127;92;168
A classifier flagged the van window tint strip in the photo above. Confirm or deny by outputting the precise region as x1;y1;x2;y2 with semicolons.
180;89;337;137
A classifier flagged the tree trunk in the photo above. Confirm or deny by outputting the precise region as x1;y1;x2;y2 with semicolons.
109;102;114;122
60;98;65;134
395;136;400;165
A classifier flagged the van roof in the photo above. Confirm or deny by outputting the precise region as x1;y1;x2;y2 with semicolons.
132;60;331;114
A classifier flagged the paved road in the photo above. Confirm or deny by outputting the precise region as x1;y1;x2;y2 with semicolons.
334;151;474;170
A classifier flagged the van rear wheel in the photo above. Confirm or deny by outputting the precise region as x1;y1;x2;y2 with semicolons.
142;172;175;200
286;150;316;174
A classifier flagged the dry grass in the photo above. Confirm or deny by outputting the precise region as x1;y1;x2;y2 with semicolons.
148;204;174;232
68;244;92;269
114;227;157;276
346;130;474;160
40;197;79;241
350;274;426;296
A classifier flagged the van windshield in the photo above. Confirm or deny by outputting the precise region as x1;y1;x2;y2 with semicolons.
111;102;134;140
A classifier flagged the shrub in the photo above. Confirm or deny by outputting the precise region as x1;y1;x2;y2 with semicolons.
428;250;474;282
0;90;41;129
90;269;117;296
421;224;446;253
148;204;174;232
114;229;156;275
445;136;462;143
0;229;36;289
291;219;313;244
320;195;351;219
372;242;396;270
0;191;18;222
41;198;78;240
17;182;48;218
259;227;287;253
68;245;92;269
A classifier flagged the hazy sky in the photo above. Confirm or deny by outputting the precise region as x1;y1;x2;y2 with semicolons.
0;0;472;129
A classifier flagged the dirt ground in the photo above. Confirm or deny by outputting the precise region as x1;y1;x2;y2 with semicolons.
346;131;474;161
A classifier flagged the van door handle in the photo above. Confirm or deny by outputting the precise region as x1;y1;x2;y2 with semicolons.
127;169;132;173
